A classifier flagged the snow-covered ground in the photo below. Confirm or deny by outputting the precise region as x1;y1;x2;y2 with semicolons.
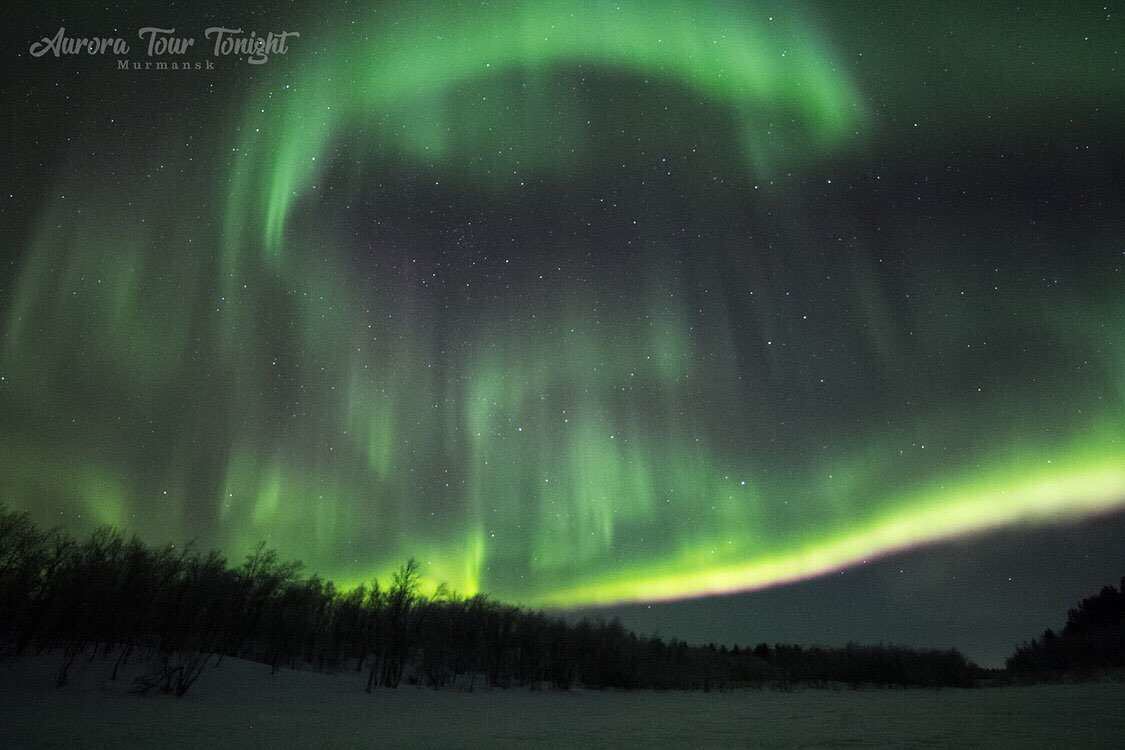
2;654;1123;748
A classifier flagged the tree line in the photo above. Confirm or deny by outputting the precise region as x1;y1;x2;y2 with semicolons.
1007;577;1125;678
0;506;978;696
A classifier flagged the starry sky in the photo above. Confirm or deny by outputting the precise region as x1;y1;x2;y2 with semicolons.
3;1;1124;665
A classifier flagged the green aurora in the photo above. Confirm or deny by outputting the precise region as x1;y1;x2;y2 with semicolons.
3;0;1124;605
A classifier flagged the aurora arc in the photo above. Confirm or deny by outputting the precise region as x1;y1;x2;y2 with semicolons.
225;0;864;263
3;0;1124;608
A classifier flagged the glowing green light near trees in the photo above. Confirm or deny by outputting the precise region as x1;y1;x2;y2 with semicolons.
2;0;1124;608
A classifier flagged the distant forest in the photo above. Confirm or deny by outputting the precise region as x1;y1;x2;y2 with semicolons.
2;506;1114;697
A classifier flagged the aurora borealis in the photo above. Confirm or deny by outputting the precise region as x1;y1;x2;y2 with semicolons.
3;0;1124;629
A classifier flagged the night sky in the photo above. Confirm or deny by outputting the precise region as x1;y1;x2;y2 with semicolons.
3;1;1124;666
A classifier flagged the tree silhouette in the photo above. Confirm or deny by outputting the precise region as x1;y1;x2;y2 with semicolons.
1007;577;1125;677
0;506;982;695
